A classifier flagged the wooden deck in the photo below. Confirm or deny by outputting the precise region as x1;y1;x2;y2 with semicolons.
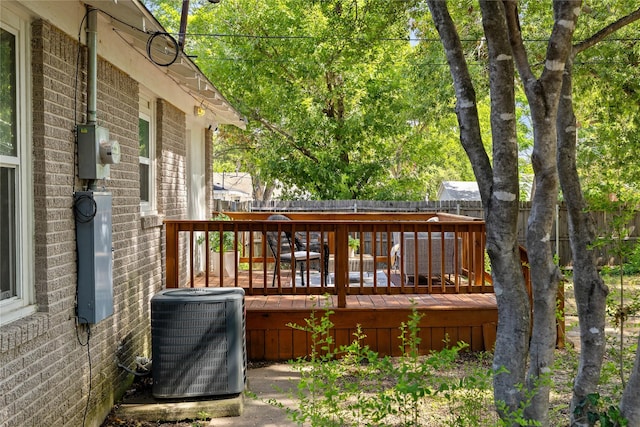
164;213;562;362
245;292;497;361
193;269;498;361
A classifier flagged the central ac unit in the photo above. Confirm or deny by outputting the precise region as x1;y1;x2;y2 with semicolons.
151;288;246;398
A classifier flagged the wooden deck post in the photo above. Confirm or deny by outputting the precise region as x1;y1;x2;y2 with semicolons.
165;221;178;288
335;224;349;308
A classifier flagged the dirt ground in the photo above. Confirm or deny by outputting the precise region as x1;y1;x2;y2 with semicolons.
101;275;640;427
101;361;299;427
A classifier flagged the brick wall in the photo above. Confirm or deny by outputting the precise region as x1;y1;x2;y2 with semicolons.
0;19;187;427
156;100;189;285
157;100;187;219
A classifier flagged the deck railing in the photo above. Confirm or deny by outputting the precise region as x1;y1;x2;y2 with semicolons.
164;212;491;307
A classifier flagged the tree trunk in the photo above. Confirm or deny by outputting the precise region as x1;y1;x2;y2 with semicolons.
557;8;640;423
522;99;562;424
557;58;609;427
503;1;581;422
620;333;640;424
521;91;562;423
428;1;530;420
480;1;533;419
522;127;562;424
428;1;640;425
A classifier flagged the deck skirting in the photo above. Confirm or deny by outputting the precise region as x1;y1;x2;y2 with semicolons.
245;294;497;361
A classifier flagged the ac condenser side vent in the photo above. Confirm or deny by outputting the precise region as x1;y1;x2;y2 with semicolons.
151;288;246;398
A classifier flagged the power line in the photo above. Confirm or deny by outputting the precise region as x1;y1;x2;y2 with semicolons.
178;31;640;44
193;54;639;67
94;7;639;67
95;7;640;46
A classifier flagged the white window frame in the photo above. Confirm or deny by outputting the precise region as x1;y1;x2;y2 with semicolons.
0;5;35;326
139;91;156;215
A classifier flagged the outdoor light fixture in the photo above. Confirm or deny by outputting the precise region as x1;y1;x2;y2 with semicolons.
194;106;206;117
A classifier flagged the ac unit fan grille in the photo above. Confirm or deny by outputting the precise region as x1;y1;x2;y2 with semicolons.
151;289;245;398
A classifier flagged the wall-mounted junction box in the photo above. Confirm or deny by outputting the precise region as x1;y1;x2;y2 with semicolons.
74;191;114;324
77;124;121;180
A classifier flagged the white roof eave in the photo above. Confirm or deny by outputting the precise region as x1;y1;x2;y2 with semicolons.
89;0;246;129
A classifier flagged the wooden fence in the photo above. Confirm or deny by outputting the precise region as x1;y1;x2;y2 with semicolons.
240;200;640;267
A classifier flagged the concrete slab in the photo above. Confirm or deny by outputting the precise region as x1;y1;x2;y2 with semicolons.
113;391;243;422
208;364;299;427
112;363;299;426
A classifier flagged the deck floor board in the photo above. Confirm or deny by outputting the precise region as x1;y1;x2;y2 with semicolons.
245;292;496;311
189;270;498;361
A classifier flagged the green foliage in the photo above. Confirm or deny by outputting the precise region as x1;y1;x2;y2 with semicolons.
196;213;238;252
606;291;640;330
573;393;628;427
347;235;360;251
196;410;210;420
141;0;640;203
282;297;345;426
266;301;535;426
198;0;428;200
601;302;640;395
143;0;480;200
255;298;614;425
602;244;640;277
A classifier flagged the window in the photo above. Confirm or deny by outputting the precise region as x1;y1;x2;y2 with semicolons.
1;6;34;325
139;92;155;213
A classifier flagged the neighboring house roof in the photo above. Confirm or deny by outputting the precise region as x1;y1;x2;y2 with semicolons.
437;177;535;201
437;181;481;201
213;173;253;202
520;174;534;201
85;0;245;129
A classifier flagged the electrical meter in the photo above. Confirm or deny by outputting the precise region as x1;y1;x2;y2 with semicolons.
77;124;117;179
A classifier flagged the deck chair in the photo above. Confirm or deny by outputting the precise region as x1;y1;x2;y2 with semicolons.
266;214;327;286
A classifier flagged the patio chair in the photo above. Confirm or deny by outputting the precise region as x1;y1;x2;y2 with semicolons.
265;214;328;286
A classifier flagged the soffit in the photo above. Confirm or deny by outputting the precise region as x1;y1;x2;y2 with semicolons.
84;0;246;129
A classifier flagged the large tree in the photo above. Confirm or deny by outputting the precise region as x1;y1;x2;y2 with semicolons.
196;0;430;199
145;0;479;200
424;1;640;425
557;6;640;425
145;0;640;423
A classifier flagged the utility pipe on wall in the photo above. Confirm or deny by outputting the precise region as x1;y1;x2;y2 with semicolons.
178;0;189;50
87;7;98;124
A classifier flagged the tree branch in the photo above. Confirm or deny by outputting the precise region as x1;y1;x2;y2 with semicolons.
540;2;581;86
250;113;319;162
574;7;640;55
479;0;519;207
503;2;535;87
426;0;493;204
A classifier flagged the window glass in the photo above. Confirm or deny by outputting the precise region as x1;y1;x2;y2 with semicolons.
139;163;149;203
139;117;149;158
0;27;17;301
0;28;17;156
0;7;34;323
139;117;150;203
0;167;16;300
138;93;154;212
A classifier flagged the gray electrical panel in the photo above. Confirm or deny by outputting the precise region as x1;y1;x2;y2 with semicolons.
74;191;114;324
